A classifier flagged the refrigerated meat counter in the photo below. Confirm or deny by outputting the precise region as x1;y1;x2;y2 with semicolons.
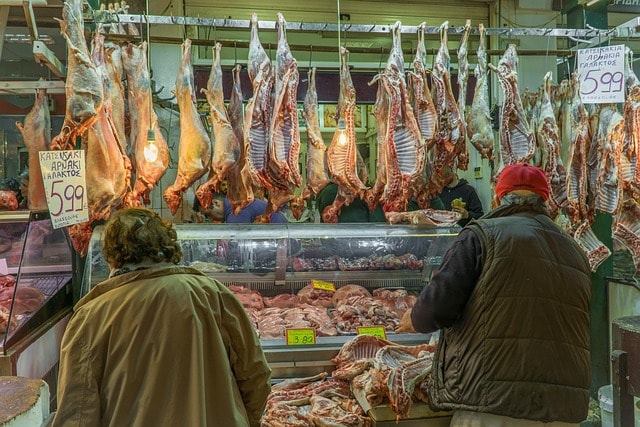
82;222;459;379
0;211;74;387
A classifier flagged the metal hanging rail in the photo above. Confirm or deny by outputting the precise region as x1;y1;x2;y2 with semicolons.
92;13;622;39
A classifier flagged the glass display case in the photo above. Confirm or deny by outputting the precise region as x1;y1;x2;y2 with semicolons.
0;210;73;379
82;223;459;378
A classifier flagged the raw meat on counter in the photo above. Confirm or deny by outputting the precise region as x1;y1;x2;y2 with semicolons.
291;253;423;272
297;284;334;308
0;305;17;334
263;293;300;309
373;289;417;319
332;295;401;333
228;285;264;310
258;305;337;339
0;286;45;316
332;284;371;307
331;335;436;420
0;275;15;289
261;372;369;427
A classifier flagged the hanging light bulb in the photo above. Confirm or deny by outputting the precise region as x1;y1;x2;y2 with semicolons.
143;0;158;163
336;118;348;146
144;129;159;162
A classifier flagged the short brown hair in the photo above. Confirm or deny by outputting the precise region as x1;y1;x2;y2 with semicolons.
102;208;183;268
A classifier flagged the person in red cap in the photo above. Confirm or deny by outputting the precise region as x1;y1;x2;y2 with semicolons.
398;163;591;425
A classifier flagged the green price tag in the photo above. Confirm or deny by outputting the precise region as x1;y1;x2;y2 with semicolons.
357;326;387;340
312;280;335;292
285;328;317;346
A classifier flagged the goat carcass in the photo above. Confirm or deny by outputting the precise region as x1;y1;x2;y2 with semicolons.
467;23;494;161
16;89;50;210
51;0;103;150
163;39;212;215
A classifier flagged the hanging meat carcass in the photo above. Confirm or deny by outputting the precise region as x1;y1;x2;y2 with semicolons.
379;22;425;214
243;13;273;194
489;45;535;168
15;89;50;210
324;47;368;222
363;74;389;212
195;43;237;208
260;13;302;219
536;71;567;215
405;22;437;209
303;67;330;199
51;0;103;151
591;104;624;215
224;63;255;216
68;30;132;256
228;64;244;154
613;199;640;276
121;42;169;207
623;48;640;193
407;22;437;147
455;19;471;171
565;72;592;226
467;23;494;162
429;21;466;195
163;39;212;215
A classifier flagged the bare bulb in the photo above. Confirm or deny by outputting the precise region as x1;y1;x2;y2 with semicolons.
144;129;158;162
336;118;348;146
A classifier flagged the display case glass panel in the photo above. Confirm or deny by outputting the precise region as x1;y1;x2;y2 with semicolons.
1;211;73;351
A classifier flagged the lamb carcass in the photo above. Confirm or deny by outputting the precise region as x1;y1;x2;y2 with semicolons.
303;67;330;199
467;23;494;161
378;22;425;215
489;44;535;168
16;88;50;210
429;21;466;195
243;13;272;193
51;0;103;150
261;13;302;219
163;39;212;214
121;42;169;206
455;19;472;170
196;42;237;208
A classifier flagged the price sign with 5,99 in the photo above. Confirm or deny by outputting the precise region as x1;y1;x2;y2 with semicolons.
39;150;88;229
577;44;626;104
285;328;316;346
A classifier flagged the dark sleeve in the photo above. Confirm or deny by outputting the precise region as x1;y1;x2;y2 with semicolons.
411;228;483;333
457;186;484;227
429;196;445;211
316;184;337;217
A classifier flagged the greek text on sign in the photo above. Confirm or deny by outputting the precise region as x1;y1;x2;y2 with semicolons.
39;150;88;229
577;44;625;104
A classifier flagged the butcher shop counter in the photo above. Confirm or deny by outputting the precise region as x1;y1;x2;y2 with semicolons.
0;210;74;398
81;222;458;377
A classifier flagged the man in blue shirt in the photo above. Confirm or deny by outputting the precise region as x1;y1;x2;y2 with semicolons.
194;193;287;223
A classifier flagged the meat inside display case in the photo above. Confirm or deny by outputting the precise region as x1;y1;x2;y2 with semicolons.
82;223;458;334
82;223;458;378
0;211;73;352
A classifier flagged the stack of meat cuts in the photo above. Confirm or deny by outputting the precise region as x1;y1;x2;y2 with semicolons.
331;335;436;420
261;372;370;426
332;295;402;333
290;254;423;272
0;280;45;334
258;304;337;339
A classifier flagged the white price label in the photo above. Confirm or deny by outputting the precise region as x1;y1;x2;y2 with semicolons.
39;150;88;229
577;44;626;104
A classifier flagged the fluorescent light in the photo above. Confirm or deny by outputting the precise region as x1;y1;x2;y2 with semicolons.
586;0;602;6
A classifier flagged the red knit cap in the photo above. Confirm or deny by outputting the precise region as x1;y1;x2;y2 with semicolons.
495;163;550;201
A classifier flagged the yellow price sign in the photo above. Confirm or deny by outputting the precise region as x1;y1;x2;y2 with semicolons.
312;280;335;292
285;328;317;346
357;326;387;340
